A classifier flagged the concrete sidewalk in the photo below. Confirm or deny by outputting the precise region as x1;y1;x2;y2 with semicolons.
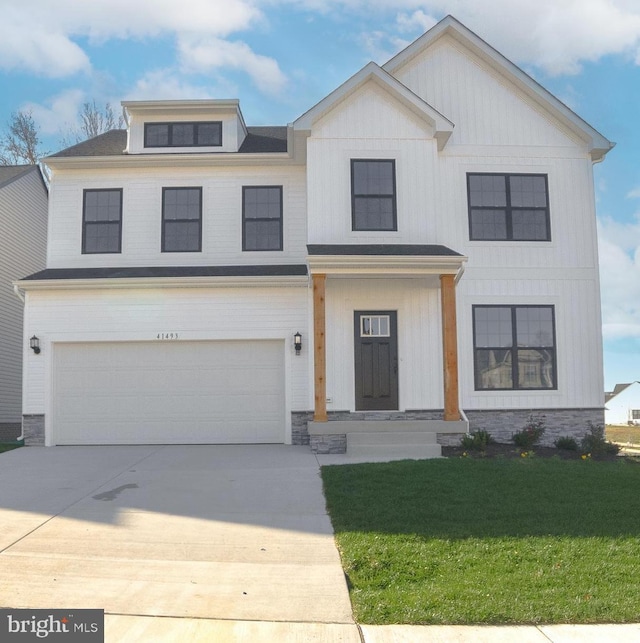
103;616;640;642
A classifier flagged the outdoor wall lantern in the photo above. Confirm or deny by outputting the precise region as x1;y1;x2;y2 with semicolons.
294;332;302;356
30;335;41;354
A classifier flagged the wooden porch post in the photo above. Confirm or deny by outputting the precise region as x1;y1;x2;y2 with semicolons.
313;273;328;422
440;274;461;421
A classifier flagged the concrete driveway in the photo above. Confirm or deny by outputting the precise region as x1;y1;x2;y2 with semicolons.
0;445;354;630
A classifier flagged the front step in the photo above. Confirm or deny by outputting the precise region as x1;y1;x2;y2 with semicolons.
347;431;442;459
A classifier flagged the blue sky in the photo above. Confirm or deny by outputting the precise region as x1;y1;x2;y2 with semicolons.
1;1;639;390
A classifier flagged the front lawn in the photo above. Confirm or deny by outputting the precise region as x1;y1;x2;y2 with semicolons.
321;457;640;625
0;443;21;453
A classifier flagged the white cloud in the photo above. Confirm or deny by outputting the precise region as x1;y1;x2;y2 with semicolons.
125;69;232;101
178;37;288;96
598;215;640;340
396;10;438;34
23;89;86;135
627;187;640;198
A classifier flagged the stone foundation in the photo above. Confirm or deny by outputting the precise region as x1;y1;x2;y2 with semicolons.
465;408;605;447
0;422;21;442
22;415;45;446
291;411;314;445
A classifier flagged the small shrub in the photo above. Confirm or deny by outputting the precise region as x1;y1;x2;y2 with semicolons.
581;422;620;457
555;436;578;451
513;415;546;450
460;430;494;452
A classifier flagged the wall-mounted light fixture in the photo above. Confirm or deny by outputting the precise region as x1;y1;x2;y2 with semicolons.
30;335;41;354
294;332;302;356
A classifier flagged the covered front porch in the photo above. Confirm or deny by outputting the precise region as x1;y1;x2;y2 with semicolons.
305;244;469;456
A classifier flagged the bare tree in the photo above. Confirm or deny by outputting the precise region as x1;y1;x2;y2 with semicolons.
0;110;48;165
61;101;125;148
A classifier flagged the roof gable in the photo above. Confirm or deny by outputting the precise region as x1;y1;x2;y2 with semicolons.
294;62;454;151
383;15;613;162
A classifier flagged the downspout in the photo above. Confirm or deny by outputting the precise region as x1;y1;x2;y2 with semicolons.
12;283;25;442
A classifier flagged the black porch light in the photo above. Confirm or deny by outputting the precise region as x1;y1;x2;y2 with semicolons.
294;332;302;355
30;335;41;354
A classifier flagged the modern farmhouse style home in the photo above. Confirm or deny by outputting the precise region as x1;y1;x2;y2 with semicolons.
15;16;613;453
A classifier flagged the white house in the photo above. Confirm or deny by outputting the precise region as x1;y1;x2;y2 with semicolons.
605;383;640;426
0;165;48;441
15;16;613;452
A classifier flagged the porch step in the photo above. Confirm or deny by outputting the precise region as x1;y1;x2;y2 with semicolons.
347;431;442;459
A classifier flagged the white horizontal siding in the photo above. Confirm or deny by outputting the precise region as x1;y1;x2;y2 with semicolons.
47;165;306;268
23;285;311;416
0;170;47;422
325;278;443;412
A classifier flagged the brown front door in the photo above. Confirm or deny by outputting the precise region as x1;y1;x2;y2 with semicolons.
354;311;399;411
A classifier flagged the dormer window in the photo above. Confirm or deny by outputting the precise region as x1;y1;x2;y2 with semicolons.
144;122;222;148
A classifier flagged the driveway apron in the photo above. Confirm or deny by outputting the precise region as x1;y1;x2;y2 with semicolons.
0;445;353;624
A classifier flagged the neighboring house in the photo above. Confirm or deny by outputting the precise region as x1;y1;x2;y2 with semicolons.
16;16;613;452
0;165;48;441
605;383;640;426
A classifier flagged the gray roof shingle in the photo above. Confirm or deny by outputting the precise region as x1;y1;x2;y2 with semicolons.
49;126;288;158
0;164;37;189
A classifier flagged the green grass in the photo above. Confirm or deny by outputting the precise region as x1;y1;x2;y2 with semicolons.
321;458;640;625
0;442;22;453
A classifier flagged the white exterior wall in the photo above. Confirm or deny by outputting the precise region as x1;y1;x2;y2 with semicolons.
605;384;640;425
0;170;47;423
46;165;306;268
324;278;443;412
304;37;604;413
126;107;245;154
23;284;311;443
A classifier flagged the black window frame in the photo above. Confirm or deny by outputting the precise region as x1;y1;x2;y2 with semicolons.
351;159;398;231
242;185;283;252
467;173;551;241
82;188;123;255
472;304;557;391
161;187;203;253
144;121;222;148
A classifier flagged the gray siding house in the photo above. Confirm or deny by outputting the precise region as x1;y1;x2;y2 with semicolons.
0;165;47;440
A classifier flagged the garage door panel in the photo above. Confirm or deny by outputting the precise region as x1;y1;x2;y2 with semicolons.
53;341;285;445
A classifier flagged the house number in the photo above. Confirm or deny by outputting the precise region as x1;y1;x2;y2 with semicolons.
157;333;179;340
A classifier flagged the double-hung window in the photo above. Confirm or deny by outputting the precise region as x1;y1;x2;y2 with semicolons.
144;122;222;148
473;305;556;390
162;187;202;252
351;159;397;231
467;173;550;240
82;189;122;254
242;186;283;251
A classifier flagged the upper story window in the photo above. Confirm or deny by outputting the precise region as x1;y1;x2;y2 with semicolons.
351;159;397;231
162;187;202;252
144;122;222;148
242;186;283;251
473;305;556;390
467;173;550;241
82;189;122;254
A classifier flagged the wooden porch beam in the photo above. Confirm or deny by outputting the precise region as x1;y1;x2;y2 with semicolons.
440;274;461;421
313;273;328;422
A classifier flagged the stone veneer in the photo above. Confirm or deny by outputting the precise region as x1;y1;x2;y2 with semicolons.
22;415;45;446
0;423;21;442
293;408;605;453
463;408;605;447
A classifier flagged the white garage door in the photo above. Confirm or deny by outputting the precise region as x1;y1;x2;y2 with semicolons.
52;341;285;445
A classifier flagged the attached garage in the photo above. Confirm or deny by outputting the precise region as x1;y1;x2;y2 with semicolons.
52;340;286;445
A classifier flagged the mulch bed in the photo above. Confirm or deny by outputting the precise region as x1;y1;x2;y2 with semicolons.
442;442;621;461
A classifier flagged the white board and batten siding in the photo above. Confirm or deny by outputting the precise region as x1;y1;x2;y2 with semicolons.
46;165;307;269
0;169;47;423
23;285;309;446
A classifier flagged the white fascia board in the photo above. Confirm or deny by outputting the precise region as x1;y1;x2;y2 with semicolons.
44;151;297;170
383;15;614;161
14;275;310;291
121;99;241;112
307;253;467;276
294;62;454;150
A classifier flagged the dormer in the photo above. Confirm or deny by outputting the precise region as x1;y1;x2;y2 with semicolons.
122;99;248;154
